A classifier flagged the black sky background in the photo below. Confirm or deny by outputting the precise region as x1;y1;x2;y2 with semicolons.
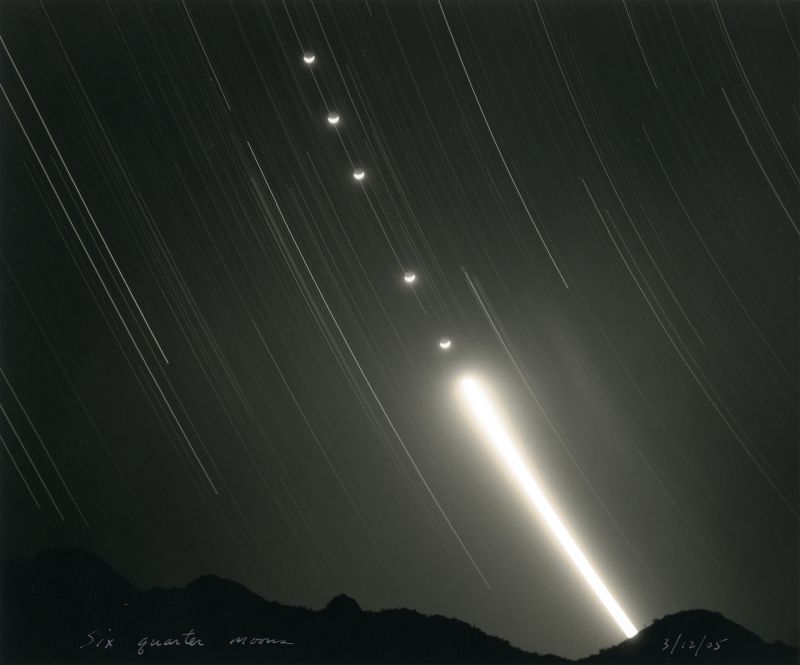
1;0;798;659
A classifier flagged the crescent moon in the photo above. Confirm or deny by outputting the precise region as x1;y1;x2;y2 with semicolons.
439;338;452;350
403;271;416;284
303;52;316;64
353;169;365;181
327;113;340;125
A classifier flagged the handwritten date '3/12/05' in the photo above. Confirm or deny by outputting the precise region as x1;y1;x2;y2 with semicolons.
662;633;728;656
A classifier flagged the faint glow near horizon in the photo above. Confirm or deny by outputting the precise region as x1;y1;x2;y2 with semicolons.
457;375;638;639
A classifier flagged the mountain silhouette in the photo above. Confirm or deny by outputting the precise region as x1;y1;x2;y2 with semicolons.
325;593;362;615
579;608;796;664
1;550;796;664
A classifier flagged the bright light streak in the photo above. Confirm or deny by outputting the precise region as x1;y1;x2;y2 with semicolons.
457;376;638;639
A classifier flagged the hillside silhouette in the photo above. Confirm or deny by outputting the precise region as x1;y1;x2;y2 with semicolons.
1;550;796;664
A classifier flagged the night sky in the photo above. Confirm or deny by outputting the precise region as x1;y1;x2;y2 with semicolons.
1;0;797;659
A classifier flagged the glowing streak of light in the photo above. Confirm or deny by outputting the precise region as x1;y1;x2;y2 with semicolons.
0;432;41;508
180;0;231;111
436;1;569;290
246;141;491;589
0;33;170;366
0;403;58;516
720;88;798;235
1;367;89;528
0;82;219;497
621;0;659;89
581;179;798;520
457;376;638;639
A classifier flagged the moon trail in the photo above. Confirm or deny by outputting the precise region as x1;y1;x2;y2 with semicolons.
457;375;638;639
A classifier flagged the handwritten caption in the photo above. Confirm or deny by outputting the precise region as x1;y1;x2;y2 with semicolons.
662;633;728;657
80;628;294;656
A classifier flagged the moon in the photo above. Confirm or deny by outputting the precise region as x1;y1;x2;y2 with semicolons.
303;52;315;64
403;271;416;284
353;168;365;181
327;112;340;125
439;338;452;350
